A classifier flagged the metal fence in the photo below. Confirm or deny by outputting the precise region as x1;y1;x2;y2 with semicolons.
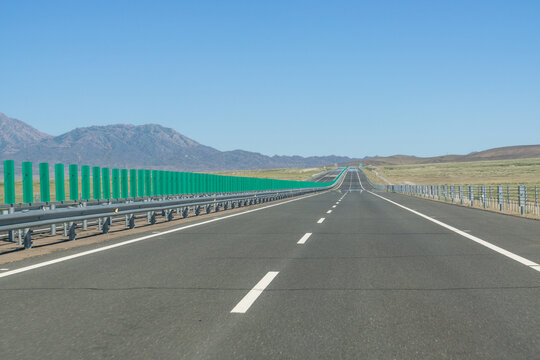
386;184;540;217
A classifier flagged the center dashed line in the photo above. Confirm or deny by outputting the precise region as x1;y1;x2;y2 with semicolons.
317;218;325;224
297;233;312;244
326;210;332;214
231;271;279;313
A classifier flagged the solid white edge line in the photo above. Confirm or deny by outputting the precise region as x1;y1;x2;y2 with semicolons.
317;218;325;224
297;232;312;245
0;192;324;279
326;210;332;214
367;190;540;269
231;271;279;313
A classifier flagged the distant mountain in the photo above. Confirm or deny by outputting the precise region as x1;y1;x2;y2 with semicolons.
0;113;355;171
0;112;53;154
342;145;540;166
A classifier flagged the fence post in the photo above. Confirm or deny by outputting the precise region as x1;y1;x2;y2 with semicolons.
498;186;503;211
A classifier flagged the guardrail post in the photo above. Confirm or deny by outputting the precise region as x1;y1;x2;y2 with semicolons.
50;203;56;235
68;222;76;241
24;228;32;249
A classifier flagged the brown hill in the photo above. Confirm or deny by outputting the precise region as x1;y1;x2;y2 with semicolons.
343;145;540;166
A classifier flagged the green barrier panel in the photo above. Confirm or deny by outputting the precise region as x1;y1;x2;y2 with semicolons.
92;166;101;200
145;170;151;197
55;163;65;202
193;173;200;194
69;164;79;201
165;171;170;195
3;160;16;204
179;172;186;194
22;161;33;203
81;166;90;200
130;169;137;198
39;162;50;203
112;169;120;199
138;169;145;197
160;171;166;196
102;168;111;199
121;169;129;199
152;170;158;196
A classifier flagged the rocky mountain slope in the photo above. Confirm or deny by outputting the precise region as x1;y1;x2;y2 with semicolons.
0;113;354;171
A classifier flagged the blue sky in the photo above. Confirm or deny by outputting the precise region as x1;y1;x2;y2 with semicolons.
1;0;539;158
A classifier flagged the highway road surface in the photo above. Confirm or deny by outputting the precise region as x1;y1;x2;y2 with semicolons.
1;168;539;359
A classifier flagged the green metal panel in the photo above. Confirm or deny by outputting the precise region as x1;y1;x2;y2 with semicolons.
166;171;171;195
130;169;137;198
92;166;101;200
161;171;166;195
121;169;129;198
173;172;178;195
138;169;145;197
145;170;151;196
22;161;33;203
81;165;90;200
112;169;120;199
3;160;15;204
69;164;79;201
54;163;65;202
152;170;158;196
39;162;50;203
102;168;111;199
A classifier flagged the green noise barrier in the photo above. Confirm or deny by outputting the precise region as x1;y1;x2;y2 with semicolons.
1;160;345;205
55;163;65;202
39;163;50;203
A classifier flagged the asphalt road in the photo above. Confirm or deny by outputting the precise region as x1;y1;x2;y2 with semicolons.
1;169;539;359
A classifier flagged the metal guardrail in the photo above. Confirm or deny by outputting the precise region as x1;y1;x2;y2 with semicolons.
358;169;386;190
386;184;540;217
1;167;348;250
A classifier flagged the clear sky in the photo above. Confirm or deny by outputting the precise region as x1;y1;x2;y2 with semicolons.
1;0;539;158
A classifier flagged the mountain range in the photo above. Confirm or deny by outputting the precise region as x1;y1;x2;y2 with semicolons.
0;112;355;171
342;145;540;166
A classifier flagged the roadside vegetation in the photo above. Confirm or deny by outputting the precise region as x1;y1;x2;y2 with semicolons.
362;158;540;186
211;166;334;181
